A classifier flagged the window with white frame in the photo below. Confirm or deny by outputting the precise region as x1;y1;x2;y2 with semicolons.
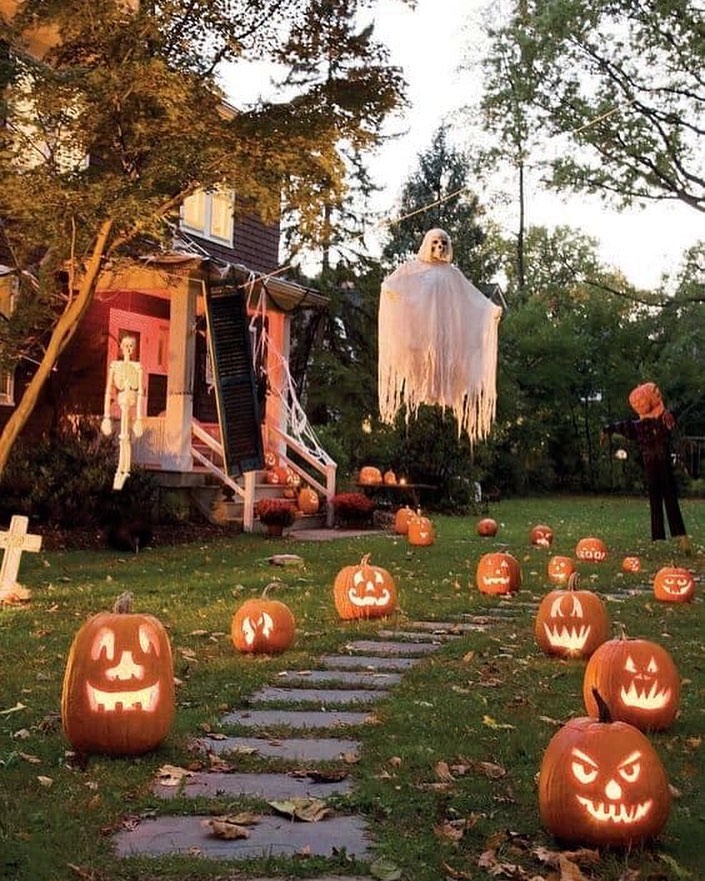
180;188;234;245
0;274;18;406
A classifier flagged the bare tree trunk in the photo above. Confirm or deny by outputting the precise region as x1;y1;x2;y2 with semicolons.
0;219;113;478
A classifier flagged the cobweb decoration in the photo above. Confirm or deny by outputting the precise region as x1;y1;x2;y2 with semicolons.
378;229;502;444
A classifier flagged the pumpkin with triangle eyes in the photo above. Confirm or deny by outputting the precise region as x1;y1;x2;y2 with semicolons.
530;524;554;548
231;583;296;655
583;635;680;731
394;506;415;535
476;552;521;595
61;592;175;756
333;554;398;620
407;512;435;546
547;555;576;586
534;576;609;659
539;691;671;847
575;537;608;562
653;566;695;603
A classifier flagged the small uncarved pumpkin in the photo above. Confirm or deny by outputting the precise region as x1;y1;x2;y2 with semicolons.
333;554;397;620
622;556;641;573
539;690;671;847
359;466;383;485
61;592;175;756
231;583;296;654
477;517;498;537
534;575;610;659
407;513;435;546
476;552;521;595
531;524;554;548
297;487;320;515
575;536;608;562
547;555;576;586
383;469;397;485
583;634;680;731
653;566;695;603
394;506;415;535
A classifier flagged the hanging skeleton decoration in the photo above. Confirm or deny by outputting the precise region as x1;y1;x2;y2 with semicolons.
378;229;502;443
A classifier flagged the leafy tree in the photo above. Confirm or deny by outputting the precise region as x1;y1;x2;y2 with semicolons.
0;0;409;475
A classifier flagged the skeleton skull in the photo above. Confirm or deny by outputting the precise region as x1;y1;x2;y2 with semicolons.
417;228;453;264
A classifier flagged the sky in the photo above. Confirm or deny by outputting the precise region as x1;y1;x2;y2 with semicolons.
220;0;703;290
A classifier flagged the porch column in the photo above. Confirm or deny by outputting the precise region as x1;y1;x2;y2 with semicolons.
163;280;198;470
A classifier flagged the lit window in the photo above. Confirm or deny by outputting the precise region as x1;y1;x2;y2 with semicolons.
181;188;234;244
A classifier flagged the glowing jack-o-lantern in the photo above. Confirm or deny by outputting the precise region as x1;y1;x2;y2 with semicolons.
653;566;695;603
231;583;296;655
476;552;521;595
333;553;398;620
583;634;680;731
476;517;498;537
383;469;397;485
407;512;435;546
575;536;608;562
534;575;609;658
530;524;554;548
622;556;641;573
297;486;320;515
539;690;671;847
359;466;383;485
61;592;175;755
394;506;415;535
547;555;576;586
265;465;289;485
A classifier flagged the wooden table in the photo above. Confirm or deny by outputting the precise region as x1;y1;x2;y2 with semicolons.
355;482;437;509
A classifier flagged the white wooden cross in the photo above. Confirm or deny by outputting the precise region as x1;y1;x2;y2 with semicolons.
0;515;42;600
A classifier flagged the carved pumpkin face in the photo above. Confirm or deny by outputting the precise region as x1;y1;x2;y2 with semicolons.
61;596;175;755
653;566;695;603
231;590;296;655
547;555;576;585
535;584;610;658
583;637;680;731
622;556;641;573
575;537;608;562
383;470;397;485
629;382;664;420
407;514;435;546
531;524;554;548
394;506;415;535
476;552;521;595
297;487;320;515
359;466;382;485
265;466;289;485
477;518;498;537
539;713;671;846
333;554;397;620
264;449;278;469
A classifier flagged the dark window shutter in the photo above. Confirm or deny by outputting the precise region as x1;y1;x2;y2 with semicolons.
203;285;264;476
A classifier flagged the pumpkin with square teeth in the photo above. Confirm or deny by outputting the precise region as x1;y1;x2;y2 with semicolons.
231;582;296;655
539;690;671;846
333;553;397;619
534;574;609;658
653;565;695;603
61;592;175;755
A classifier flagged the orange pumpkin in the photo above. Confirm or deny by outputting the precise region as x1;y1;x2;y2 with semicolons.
547;555;576;586
476;552;521;595
476;517;498;537
539;691;671;847
333;554;397;620
407;512;435;546
622;556;641;573
530;524;554;548
265;466;289;485
264;449;279;469
383;469;397;485
297;487;320;515
231;583;296;654
359;466;382;485
653;565;695;603
534;575;609;659
575;536;608;562
583;635;680;731
61;592;175;755
394;506;415;535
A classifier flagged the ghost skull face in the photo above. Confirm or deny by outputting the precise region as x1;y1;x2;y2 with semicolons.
417;228;453;264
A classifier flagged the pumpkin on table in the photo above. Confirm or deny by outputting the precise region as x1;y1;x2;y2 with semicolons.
539;689;671;847
534;574;609;659
407;511;435;546
476;551;521;595
61;592;175;756
333;553;398;620
359;465;383;485
583;633;680;731
547;555;576;586
231;582;296;655
575;536;608;562
653;565;695;603
530;524;554;548
383;469;397;485
476;517;498;537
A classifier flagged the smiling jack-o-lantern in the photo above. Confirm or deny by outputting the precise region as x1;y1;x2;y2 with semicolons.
575;536;608;562
583;635;680;731
653;565;695;603
61;592;175;756
333;554;398;620
477;517;498;537
534;575;609;659
530;524;554;548
407;512;435;546
476;552;521;595
547;555;576;586
231;582;296;655
539;690;671;846
622;556;641;573
297;486;320;515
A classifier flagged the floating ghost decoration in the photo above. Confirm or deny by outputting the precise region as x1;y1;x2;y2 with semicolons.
378;229;502;444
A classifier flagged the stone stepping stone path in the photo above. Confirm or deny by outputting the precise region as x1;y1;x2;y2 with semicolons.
114;620;519;868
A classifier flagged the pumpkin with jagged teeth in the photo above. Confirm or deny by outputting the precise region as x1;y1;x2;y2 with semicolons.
653;566;695;603
535;575;609;659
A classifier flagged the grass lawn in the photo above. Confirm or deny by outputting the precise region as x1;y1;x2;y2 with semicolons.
1;495;703;881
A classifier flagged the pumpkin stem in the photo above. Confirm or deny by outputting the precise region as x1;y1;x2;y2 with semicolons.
592;687;613;724
567;571;580;591
618;622;628;640
262;581;285;598
113;591;134;614
360;553;371;566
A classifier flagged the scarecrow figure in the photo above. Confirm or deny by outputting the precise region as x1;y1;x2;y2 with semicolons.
101;335;144;490
378;228;502;444
604;382;691;553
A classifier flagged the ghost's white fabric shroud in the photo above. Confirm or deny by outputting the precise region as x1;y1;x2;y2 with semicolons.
378;229;502;444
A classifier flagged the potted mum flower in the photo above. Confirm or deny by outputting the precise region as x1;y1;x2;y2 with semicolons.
256;498;297;537
332;492;376;527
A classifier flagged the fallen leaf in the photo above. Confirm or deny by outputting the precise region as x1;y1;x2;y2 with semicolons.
156;764;194;786
268;797;331;822
201;816;252;839
0;702;27;716
462;650;476;664
435;760;455;782
370;857;403;880
19;752;41;764
443;862;474;879
482;714;515;730
559;854;589;881
37;775;53;787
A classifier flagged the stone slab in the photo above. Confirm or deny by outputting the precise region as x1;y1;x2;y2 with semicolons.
114;813;372;859
221;709;374;730
407;620;488;633
198;735;361;762
377;629;460;642
320;654;418;671
343;639;438;656
251;687;387;706
276;669;402;687
154;771;352;800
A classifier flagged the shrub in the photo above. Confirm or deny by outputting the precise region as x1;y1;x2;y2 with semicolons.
255;498;297;527
332;492;375;526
